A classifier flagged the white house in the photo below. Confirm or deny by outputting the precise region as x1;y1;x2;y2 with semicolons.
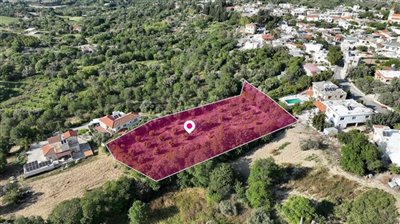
373;125;400;166
245;23;257;34
375;70;400;84
322;99;374;129
312;81;347;100
98;111;140;134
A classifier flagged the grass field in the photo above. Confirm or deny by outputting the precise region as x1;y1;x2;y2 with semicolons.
60;16;84;23
148;188;250;224
0;16;19;25
288;168;364;202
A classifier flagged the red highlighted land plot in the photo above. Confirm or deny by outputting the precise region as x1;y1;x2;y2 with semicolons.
106;81;297;181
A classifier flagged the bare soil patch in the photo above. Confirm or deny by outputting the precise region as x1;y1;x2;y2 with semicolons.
1;153;123;219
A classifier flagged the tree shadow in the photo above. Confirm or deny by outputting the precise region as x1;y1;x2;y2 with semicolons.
149;205;179;222
0;187;44;216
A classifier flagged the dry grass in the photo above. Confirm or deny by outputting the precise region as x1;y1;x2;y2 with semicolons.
2;153;123;219
288;168;364;202
149;188;250;224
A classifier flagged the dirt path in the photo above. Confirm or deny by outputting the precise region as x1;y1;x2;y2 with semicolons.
233;122;400;210
2;153;123;219
232;124;325;177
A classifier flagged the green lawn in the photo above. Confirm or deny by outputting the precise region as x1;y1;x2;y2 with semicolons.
0;16;19;25
60;16;84;23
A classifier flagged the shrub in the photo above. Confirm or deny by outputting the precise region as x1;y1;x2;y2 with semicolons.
218;200;238;216
128;200;149;224
48;198;83;224
345;189;398;224
280;196;317;224
246;158;281;212
208;163;236;202
312;113;326;131
246;208;272;224
2;182;21;205
339;131;382;176
300;139;322;151
389;163;400;174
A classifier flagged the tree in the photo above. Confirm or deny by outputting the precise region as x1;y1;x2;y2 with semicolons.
0;151;7;173
80;177;137;224
246;208;273;224
339;130;382;176
48;198;83;224
246;158;282;212
128;200;149;224
327;46;343;66
312;113;326;131
345;189;398;224
2;182;21;205
208;163;236;202
218;200;238;216
281;196;317;224
13;216;45;224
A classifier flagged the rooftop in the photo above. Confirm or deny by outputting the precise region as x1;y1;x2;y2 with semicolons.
99;112;139;128
313;81;346;96
322;99;373;116
376;70;400;79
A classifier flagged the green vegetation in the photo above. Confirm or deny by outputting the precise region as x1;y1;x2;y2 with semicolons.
312;113;326;131
337;189;398;224
0;16;18;25
327;45;343;66
246;158;282;212
338;130;382;176
280;196;317;224
48;198;83;224
208;163;236;202
348;65;400;110
128;200;149;224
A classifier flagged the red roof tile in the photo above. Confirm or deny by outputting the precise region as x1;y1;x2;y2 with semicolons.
314;101;326;113
99;112;139;129
42;144;54;155
63;130;77;139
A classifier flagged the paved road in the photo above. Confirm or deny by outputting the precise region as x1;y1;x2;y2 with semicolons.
332;65;389;113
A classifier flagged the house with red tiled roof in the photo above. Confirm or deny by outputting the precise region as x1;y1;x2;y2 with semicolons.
98;111;140;134
42;130;79;161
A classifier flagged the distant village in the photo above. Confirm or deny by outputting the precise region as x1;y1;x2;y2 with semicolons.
233;2;400;187
20;2;400;188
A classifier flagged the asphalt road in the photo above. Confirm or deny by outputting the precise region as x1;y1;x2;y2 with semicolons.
333;66;389;113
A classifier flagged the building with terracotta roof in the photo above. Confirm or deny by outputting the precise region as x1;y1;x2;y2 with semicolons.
99;111;140;134
42;130;79;161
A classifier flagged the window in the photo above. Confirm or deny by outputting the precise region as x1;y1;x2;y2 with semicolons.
340;117;344;120
366;115;370;119
352;116;356;120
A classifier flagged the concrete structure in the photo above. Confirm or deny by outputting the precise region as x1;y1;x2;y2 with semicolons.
304;63;320;76
322;99;374;129
312;81;347;100
245;23;257;34
99;111;140;134
375;70;400;84
373;125;400;166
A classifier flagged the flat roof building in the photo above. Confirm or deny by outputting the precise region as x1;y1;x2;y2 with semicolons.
322;99;374;129
312;81;347;101
373;125;400;166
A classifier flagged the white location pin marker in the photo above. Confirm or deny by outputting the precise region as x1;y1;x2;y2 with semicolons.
184;120;196;134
